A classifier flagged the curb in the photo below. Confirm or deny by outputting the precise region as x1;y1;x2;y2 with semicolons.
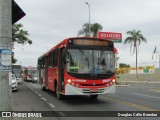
116;84;131;87
120;81;160;83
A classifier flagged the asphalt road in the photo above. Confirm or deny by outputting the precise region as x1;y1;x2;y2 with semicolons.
12;81;160;120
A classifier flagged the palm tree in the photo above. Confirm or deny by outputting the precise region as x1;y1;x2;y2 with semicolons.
91;23;103;37
124;29;147;80
78;23;103;37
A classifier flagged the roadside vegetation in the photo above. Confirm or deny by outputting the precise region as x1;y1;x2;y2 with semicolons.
78;22;103;37
12;23;32;63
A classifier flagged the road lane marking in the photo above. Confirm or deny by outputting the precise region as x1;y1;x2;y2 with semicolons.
49;103;55;108
41;98;47;101
103;96;159;111
132;93;160;99
150;89;160;93
38;94;42;97
58;112;66;117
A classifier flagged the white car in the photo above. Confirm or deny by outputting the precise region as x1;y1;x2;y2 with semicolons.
12;74;18;92
31;75;38;83
16;77;22;84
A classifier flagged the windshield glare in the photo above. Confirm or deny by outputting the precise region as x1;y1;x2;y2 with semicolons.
66;49;115;74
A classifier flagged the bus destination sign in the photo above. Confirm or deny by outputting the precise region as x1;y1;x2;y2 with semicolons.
68;39;113;47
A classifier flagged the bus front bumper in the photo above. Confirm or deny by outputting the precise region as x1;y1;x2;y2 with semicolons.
65;83;115;95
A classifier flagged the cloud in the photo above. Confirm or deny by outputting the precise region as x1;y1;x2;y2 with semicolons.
14;0;160;67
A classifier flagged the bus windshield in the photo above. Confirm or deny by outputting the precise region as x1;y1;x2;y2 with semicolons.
66;49;115;74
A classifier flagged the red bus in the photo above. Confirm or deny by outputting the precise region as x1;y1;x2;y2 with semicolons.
23;66;37;82
38;37;116;99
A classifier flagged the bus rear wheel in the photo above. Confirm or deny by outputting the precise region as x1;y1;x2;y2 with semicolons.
90;95;98;99
41;84;46;91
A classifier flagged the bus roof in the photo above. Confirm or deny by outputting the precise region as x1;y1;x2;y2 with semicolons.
38;36;113;60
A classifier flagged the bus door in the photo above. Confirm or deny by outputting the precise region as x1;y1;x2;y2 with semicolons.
58;47;65;91
45;56;48;88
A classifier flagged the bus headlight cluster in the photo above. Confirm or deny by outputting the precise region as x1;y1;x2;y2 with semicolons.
67;79;71;83
112;79;116;83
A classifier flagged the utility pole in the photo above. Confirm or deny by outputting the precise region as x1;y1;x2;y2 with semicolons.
0;0;12;116
85;2;91;36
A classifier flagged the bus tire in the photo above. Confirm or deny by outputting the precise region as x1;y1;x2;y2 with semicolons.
41;84;46;91
90;95;98;99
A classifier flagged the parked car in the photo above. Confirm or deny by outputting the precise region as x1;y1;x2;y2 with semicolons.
12;74;18;92
16;77;22;84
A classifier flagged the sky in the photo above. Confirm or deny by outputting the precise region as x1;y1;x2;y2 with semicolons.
14;0;160;68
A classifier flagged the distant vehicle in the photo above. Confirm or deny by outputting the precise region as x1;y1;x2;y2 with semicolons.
31;73;38;83
12;64;22;84
38;37;116;99
23;66;37;82
12;74;18;92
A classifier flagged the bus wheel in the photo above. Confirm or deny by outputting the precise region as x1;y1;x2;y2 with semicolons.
41;84;46;91
90;95;98;99
56;85;63;100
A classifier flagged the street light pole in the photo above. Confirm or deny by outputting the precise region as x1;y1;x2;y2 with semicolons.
85;2;91;36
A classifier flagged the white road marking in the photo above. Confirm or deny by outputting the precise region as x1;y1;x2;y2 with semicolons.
49;103;55;108
150;89;160;93
58;112;66;117
38;94;41;97
132;93;160;99
41;98;47;101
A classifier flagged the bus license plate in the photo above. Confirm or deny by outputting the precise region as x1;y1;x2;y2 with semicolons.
90;89;98;92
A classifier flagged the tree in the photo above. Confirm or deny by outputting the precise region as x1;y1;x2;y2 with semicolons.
78;23;103;37
91;23;103;37
12;23;32;63
119;63;130;68
12;23;32;44
78;23;91;37
124;29;147;80
12;52;17;63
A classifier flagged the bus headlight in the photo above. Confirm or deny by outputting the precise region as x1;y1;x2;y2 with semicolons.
67;79;71;83
112;79;116;83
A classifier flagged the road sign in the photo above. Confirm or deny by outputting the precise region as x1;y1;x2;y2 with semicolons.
143;69;149;73
12;0;26;24
0;46;11;71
